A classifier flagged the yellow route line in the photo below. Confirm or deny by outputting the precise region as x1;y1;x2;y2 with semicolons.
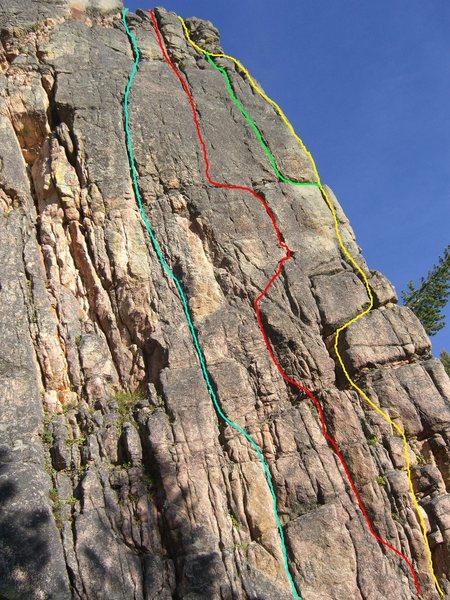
179;15;444;596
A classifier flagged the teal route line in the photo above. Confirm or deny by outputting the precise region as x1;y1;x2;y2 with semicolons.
205;53;318;189
122;9;302;600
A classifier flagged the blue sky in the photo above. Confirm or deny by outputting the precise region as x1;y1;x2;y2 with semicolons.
124;1;450;355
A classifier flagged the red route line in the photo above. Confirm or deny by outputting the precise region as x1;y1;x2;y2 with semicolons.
149;10;421;596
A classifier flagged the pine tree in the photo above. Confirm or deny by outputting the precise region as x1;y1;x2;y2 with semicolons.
440;350;450;377
401;245;450;336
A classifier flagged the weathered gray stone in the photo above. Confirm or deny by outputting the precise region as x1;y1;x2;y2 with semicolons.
0;2;449;599
369;269;398;306
312;270;370;332
340;304;431;372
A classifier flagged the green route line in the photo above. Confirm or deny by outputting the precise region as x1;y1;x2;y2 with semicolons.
203;49;436;594
121;9;302;600
205;53;318;189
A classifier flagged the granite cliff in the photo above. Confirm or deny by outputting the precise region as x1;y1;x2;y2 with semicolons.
0;2;449;599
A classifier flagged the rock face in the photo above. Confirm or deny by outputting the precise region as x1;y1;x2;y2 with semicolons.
0;2;449;599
